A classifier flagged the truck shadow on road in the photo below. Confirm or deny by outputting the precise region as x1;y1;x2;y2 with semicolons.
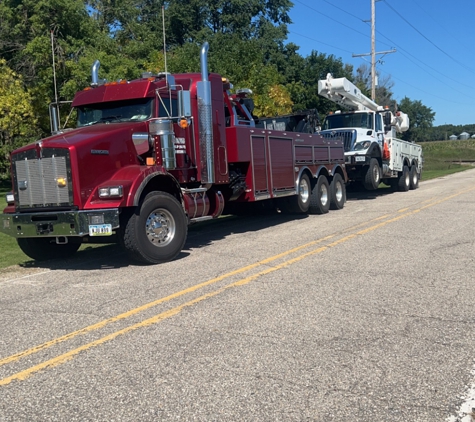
346;184;396;201
17;211;310;272
16;185;398;272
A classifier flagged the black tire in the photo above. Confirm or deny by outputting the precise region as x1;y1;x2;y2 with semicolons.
398;165;410;192
279;173;311;214
330;173;346;210
363;158;381;190
409;165;419;190
17;238;81;261
122;191;188;264
309;175;330;214
388;178;399;192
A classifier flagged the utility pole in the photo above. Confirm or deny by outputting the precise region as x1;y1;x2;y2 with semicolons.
371;0;376;100
353;0;396;101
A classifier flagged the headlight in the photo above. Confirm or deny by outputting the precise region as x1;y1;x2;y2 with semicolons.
354;141;371;150
6;192;14;205
98;185;123;198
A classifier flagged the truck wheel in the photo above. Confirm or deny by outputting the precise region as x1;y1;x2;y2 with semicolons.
17;238;81;261
388;178;398;192
122;191;188;264
279;173;311;214
309;175;330;214
410;165;419;190
398;165;410;192
363;158;381;190
330;173;346;210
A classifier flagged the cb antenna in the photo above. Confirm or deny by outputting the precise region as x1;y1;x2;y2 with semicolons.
50;29;60;132
162;6;168;84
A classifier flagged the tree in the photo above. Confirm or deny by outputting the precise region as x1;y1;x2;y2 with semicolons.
0;60;37;180
288;50;353;114
398;97;435;143
0;0;103;134
353;63;394;106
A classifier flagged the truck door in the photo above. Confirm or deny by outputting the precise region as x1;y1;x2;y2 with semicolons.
251;135;269;198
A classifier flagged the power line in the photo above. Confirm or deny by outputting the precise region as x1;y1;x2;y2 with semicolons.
411;0;475;54
292;0;370;41
295;0;475;96
288;0;475;111
381;0;475;75
288;30;353;55
378;67;473;106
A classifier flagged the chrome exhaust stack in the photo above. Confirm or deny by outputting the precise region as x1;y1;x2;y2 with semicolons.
91;60;100;86
196;42;215;184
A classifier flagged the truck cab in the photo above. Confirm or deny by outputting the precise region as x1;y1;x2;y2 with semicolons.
318;74;418;191
321;109;385;159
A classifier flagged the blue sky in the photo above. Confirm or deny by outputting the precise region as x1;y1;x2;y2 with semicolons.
286;0;475;127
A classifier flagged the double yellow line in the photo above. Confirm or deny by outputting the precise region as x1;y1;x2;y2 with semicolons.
1;186;473;386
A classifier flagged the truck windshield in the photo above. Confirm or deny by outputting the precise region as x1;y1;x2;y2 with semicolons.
77;98;153;127
323;112;373;130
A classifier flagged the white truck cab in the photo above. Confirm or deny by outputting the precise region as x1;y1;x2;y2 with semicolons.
318;74;421;191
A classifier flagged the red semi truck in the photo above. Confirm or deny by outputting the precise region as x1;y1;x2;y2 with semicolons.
0;43;346;264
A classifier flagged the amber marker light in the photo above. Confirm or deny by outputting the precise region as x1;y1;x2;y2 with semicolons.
179;119;188;129
56;177;67;188
146;157;155;166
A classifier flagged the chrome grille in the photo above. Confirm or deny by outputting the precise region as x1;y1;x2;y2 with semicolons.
321;130;357;152
14;149;73;209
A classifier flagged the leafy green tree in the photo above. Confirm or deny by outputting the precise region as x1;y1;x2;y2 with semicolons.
0;0;103;134
162;34;293;116
288;50;353;114
0;60;37;180
399;97;435;143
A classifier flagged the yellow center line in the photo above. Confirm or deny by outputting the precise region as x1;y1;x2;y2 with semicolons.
0;211;406;370
1;185;473;385
0;234;337;368
0;243;333;386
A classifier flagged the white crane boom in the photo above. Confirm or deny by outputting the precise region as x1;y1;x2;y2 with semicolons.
318;73;381;112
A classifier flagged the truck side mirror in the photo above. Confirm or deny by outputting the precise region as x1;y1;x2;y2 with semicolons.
383;111;392;126
49;103;60;134
178;90;192;118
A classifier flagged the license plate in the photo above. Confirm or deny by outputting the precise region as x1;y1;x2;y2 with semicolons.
89;224;112;236
355;156;366;162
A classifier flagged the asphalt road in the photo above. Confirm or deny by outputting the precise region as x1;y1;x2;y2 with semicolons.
0;169;474;422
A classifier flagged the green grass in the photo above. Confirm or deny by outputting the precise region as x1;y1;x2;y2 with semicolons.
419;139;475;180
1;139;474;270
0;186;30;268
0;185;113;269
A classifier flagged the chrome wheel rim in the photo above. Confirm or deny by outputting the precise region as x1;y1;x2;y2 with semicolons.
145;208;176;247
320;184;329;206
373;166;380;183
300;177;310;203
335;181;343;203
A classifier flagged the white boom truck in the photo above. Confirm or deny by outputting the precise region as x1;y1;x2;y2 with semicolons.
318;74;422;191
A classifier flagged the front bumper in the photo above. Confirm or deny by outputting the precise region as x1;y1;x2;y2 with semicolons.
0;209;120;238
345;154;369;165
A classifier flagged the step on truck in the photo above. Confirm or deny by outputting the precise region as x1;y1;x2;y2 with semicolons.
318;74;422;191
0;43;346;264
